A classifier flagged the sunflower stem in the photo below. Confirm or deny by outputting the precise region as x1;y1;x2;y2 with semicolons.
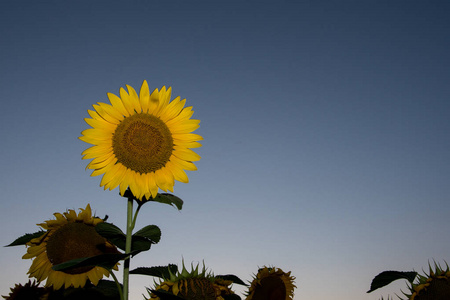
123;197;134;300
110;270;124;300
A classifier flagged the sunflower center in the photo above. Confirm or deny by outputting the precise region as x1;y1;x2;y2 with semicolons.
112;113;174;174
416;278;450;300
178;279;216;300
253;276;286;300
46;223;107;275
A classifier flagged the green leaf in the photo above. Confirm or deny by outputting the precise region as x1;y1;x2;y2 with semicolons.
96;222;125;237
152;193;184;210
96;222;127;251
130;265;178;278
5;231;46;247
216;274;248;286
130;236;152;252
95;222;154;252
52;253;132;272
367;270;417;293
134;225;161;244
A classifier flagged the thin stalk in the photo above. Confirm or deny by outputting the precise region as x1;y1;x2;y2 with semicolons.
123;198;134;300
110;271;124;300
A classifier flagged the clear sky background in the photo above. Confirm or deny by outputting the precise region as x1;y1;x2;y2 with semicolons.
1;1;449;299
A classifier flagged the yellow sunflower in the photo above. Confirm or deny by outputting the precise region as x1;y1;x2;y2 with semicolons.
148;263;235;300
405;263;450;300
246;267;296;300
22;204;119;290
79;80;202;200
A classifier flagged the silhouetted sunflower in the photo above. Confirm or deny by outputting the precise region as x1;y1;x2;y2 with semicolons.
148;262;235;300
245;267;296;300
22;204;119;290
404;263;450;300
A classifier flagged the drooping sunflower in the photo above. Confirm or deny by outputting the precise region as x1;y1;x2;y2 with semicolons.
2;280;49;300
245;267;296;300
148;262;235;300
79;81;202;200
403;262;450;300
22;204;119;290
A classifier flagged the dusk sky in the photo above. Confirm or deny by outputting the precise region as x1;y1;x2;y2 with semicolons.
1;1;449;299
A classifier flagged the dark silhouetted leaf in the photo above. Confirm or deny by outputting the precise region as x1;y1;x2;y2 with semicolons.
367;270;417;293
96;222;127;251
52;253;134;272
6;231;46;247
216;274;248;286
130;265;178;278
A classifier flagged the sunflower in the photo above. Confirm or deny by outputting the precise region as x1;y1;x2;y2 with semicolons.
245;267;296;300
148;262;235;300
403;262;450;300
79;81;202;200
22;204;119;290
2;280;49;300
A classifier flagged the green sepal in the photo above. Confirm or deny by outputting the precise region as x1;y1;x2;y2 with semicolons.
52;252;138;272
367;270;417;293
148;289;186;300
216;274;248;286
5;231;46;247
134;225;161;244
130;264;178;278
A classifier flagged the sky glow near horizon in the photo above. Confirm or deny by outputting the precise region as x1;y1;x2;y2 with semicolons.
1;1;449;299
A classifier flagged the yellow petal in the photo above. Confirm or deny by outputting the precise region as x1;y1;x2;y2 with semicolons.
98;102;124;122
92;104;120;125
170;155;198;171
159;97;186;122
139;80;150;113
148;88;160;114
120;87;136;115
108;92;130;117
126;84;142;113
173;148;201;162
166;161;189;183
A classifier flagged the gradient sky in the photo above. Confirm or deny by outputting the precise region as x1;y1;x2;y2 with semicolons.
1;1;449;299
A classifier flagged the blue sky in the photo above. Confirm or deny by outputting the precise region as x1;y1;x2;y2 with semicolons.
1;1;449;299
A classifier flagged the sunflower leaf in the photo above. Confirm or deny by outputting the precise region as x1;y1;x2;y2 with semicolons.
152;193;184;210
5;231;46;247
95;222;127;251
216;274;248;286
130;236;152;252
52;252;137;272
130;264;178;278
367;270;418;293
134;225;161;244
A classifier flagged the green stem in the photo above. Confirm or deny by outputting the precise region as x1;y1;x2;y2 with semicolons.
110;271;124;300
123;198;134;300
